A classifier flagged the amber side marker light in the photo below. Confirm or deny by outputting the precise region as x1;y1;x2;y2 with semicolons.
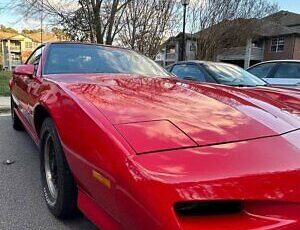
174;200;242;216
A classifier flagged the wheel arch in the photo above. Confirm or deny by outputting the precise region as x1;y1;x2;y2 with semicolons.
33;104;52;138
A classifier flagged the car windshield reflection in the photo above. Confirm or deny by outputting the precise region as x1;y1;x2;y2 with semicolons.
44;43;170;77
203;63;267;87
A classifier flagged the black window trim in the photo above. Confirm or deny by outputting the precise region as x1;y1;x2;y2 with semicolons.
25;45;45;64
24;44;46;77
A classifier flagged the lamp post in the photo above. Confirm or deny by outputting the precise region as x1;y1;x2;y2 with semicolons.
180;0;190;61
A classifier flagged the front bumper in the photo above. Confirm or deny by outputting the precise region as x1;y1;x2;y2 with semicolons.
117;129;300;229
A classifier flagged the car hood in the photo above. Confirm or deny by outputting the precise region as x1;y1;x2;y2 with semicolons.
52;74;300;148
242;86;300;114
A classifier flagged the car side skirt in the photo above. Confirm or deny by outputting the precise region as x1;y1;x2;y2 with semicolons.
14;108;39;145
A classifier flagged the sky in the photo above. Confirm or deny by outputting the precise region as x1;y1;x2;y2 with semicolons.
277;0;300;13
0;0;300;31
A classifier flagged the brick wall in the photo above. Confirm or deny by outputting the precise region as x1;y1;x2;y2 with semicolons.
263;35;295;60
293;36;300;59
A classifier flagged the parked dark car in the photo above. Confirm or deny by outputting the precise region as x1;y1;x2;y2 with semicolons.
167;61;267;87
247;60;300;87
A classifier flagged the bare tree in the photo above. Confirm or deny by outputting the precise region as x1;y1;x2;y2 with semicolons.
117;0;180;58
10;0;279;60
14;0;181;57
187;0;279;60
83;0;132;44
14;0;133;45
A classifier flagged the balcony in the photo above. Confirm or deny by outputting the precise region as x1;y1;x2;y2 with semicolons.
10;46;21;52
166;52;176;60
217;47;264;61
250;47;264;60
186;51;196;60
11;60;22;66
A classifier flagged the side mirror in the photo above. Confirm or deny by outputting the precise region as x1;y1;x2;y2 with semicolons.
13;64;34;77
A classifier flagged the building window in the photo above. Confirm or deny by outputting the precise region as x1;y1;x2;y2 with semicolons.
271;37;284;52
25;42;33;49
190;43;196;51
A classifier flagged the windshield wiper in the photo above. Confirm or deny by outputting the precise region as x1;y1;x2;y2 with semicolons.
228;84;255;87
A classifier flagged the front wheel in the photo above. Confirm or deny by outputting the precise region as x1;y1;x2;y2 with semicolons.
40;117;78;219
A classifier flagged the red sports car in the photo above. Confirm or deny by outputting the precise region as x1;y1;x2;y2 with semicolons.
10;42;300;230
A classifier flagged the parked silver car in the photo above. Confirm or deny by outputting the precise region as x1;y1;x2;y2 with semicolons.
247;60;300;87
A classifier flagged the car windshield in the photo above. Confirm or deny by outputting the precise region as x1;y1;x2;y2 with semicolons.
203;62;267;87
44;43;170;77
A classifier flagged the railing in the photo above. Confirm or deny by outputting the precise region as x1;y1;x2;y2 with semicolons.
11;60;22;66
166;53;176;60
186;51;196;60
217;46;264;61
251;47;264;59
3;61;9;67
10;46;21;52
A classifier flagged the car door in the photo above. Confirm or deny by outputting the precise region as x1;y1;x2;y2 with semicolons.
26;46;45;127
13;46;44;125
12;67;29;118
171;64;207;82
247;62;277;83
269;62;300;86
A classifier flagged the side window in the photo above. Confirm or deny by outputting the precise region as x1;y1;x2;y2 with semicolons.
274;63;300;79
27;46;44;65
171;64;206;82
27;46;45;75
248;63;275;78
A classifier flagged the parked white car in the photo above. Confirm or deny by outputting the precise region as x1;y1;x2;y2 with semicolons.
247;60;300;87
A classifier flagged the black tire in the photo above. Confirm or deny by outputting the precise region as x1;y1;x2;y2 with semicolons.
11;96;24;131
40;117;78;219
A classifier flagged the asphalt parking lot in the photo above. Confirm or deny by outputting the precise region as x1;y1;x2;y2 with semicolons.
0;114;97;230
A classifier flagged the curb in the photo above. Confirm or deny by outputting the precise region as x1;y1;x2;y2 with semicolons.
0;96;10;113
0;107;10;114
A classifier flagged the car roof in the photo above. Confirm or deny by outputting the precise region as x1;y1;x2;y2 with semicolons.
46;41;132;51
166;60;232;69
248;60;300;69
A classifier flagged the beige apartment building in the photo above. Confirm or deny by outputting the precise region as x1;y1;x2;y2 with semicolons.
0;32;58;70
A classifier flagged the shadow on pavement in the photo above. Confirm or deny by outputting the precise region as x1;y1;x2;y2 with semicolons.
0;115;97;230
